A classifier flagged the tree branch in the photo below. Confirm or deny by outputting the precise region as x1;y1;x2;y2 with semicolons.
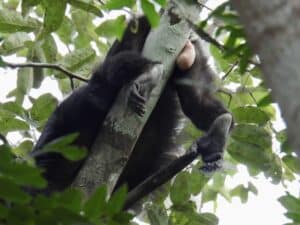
229;1;300;156
124;150;198;210
3;60;89;83
123;113;232;210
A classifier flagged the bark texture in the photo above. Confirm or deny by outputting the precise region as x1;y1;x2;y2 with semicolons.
231;0;300;155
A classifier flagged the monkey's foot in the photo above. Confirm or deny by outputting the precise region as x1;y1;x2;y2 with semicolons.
128;82;147;116
200;159;223;174
196;113;233;173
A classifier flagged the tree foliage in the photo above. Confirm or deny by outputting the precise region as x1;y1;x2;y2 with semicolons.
0;0;298;224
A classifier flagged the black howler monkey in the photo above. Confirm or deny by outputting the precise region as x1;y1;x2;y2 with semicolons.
30;17;233;194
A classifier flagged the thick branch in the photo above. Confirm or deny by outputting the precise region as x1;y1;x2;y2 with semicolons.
3;60;89;82
72;0;203;196
230;0;300;155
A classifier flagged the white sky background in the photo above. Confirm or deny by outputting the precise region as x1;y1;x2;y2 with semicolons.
0;1;300;225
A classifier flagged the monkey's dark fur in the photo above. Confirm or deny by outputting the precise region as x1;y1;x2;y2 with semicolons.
31;17;232;194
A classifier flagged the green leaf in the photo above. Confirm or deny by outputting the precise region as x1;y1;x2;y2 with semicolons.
21;0;42;16
32;35;58;63
0;32;31;55
0;57;5;67
107;185;127;216
50;207;93;225
3;0;20;10
14;140;34;156
209;2;230;19
0;115;29;133
30;93;58;127
279;193;300;212
41;133;87;161
232;106;270;125
95;15;127;40
0;203;9;219
216;13;240;26
0;177;31;204
0;147;46;188
201;188;217;204
6;205;35;225
74;33;92;49
189;169;209;195
210;45;231;72
147;205;169;225
257;94;273;107
231;124;272;149
170;210;190;225
286;212;300;223
1;101;26;117
103;0;135;10
199;213;219;225
41;0;67;34
15;68;34;104
230;184;248;203
0;9;40;33
248;182;258;195
265;154;282;184
71;7;94;34
227;140;272;170
283;155;300;174
84;186;107;222
141;0;160;27
56;16;75;44
57;47;96;76
170;172;190;205
239;47;252;74
154;0;167;7
58;188;84;213
69;0;102;16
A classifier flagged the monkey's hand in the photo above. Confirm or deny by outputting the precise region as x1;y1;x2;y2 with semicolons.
196;113;233;173
128;63;163;116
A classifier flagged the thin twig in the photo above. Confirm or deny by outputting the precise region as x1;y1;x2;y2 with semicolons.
218;88;233;108
249;92;258;105
222;61;239;80
3;61;89;83
0;133;8;145
185;19;260;67
198;2;213;11
187;19;225;51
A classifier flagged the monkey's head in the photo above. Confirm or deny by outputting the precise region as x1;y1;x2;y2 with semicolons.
106;51;161;86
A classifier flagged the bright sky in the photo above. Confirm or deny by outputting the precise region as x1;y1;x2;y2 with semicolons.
0;1;299;225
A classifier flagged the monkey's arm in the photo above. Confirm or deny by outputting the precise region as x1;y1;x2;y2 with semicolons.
176;39;232;130
175;39;233;164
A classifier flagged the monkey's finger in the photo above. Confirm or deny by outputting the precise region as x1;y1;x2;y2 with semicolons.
131;104;146;117
128;97;146;116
